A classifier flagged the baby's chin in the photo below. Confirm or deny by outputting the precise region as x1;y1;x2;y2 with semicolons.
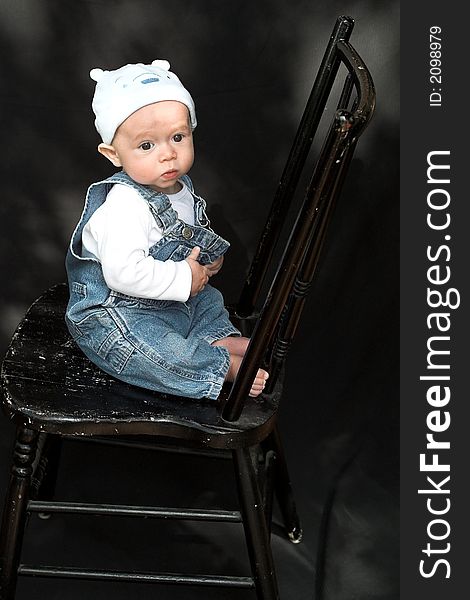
148;180;183;195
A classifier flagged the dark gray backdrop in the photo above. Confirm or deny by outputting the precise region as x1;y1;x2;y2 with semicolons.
0;1;399;599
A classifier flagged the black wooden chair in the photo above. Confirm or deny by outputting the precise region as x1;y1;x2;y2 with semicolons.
0;16;375;600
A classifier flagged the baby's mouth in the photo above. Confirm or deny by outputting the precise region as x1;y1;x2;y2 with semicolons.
161;169;178;180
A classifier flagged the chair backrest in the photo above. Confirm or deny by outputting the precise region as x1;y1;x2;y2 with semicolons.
222;15;376;421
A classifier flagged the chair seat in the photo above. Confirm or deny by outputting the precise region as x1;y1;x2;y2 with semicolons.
1;283;280;448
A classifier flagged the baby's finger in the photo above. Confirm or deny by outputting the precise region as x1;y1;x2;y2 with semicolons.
188;246;201;261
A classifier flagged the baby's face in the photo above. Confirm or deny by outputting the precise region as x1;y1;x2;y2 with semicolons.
110;101;194;194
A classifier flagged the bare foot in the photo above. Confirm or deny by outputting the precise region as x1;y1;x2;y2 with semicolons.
212;337;269;397
226;354;269;398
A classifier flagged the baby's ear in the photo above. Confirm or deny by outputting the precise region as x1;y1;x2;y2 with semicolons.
98;143;122;167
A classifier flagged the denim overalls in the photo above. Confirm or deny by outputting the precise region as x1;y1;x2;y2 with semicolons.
65;172;240;400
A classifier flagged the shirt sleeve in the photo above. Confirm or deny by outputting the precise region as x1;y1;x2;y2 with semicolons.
82;184;192;301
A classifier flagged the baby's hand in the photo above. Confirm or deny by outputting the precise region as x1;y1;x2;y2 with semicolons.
206;255;224;278
186;247;209;296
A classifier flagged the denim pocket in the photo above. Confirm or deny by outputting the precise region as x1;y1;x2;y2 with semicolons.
75;309;134;374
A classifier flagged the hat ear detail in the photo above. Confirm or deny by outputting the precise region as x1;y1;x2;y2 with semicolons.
90;68;105;82
151;59;171;71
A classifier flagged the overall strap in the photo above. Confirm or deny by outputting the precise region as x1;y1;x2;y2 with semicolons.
179;174;194;192
179;174;211;229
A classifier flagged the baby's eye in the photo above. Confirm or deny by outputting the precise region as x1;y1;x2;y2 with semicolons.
139;141;154;151
173;133;184;143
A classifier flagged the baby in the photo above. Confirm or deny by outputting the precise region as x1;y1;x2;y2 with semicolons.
65;60;268;400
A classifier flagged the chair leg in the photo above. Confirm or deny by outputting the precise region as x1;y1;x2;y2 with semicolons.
261;450;276;538
266;425;302;543
233;447;280;600
0;426;39;600
31;434;62;502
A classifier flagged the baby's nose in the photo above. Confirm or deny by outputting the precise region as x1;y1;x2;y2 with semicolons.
159;142;176;160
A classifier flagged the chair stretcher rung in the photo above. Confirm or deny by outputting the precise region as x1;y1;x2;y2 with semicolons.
28;500;241;522
67;435;231;460
18;564;255;588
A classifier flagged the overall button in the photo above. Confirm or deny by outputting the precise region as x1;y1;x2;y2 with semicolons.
182;226;194;240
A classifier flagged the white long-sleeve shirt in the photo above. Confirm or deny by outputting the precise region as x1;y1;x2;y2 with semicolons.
82;182;194;301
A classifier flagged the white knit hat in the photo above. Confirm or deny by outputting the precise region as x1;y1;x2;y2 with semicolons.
90;59;197;144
